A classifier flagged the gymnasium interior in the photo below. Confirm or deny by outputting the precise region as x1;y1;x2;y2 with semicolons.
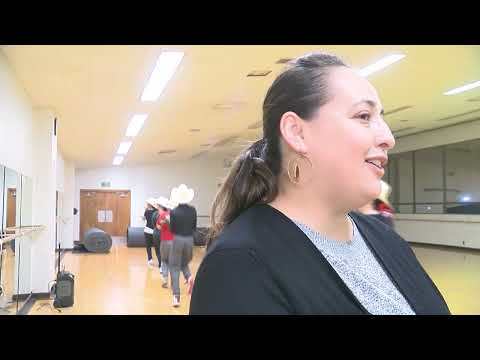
1;45;479;315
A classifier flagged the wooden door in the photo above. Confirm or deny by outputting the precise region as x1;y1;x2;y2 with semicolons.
6;188;17;229
102;192;117;235
80;190;99;240
93;192;107;233
80;189;131;239
115;191;131;236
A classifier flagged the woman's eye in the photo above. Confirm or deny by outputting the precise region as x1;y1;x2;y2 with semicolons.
358;113;371;122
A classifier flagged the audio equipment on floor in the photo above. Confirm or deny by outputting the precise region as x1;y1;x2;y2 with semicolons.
53;243;75;309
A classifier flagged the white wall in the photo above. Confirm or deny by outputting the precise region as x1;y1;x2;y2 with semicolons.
56;151;64;251
0;51;34;177
74;156;227;240
395;214;480;249
393;120;480;249
54;150;75;249
1;50;58;294
1;50;37;297
56;151;65;193
62;161;75;249
392;118;480;155
30;109;57;293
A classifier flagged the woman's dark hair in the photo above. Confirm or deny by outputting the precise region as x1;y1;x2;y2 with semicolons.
207;52;347;247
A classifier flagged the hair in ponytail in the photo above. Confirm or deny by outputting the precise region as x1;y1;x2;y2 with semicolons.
207;52;347;247
208;138;277;246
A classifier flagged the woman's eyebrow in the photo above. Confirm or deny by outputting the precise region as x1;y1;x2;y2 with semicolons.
352;99;384;115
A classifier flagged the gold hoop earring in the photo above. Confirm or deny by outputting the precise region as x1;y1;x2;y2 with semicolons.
287;154;313;185
287;158;300;184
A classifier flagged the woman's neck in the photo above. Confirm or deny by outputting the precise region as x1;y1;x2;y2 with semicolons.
269;188;353;242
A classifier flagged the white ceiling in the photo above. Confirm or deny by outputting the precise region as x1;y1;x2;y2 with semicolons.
3;45;480;169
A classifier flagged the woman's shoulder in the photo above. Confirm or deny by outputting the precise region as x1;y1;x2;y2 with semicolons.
206;203;308;262
207;205;268;253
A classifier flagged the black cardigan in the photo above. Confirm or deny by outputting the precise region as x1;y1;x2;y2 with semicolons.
170;204;197;236
189;204;450;315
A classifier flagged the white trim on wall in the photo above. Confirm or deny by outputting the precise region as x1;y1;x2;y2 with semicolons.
392;118;480;154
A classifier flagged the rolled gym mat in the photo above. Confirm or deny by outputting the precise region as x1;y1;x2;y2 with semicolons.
83;228;112;253
126;227;147;248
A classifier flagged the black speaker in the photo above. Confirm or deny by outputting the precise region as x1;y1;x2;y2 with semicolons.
53;244;75;309
53;271;75;308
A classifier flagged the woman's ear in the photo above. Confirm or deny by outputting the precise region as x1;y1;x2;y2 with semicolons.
278;111;308;154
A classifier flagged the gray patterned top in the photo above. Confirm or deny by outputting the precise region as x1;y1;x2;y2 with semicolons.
293;217;415;315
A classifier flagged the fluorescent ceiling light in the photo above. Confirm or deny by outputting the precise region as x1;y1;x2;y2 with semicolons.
126;114;148;137
141;51;184;102
444;80;480;95
358;54;406;77
113;156;123;166
117;141;132;155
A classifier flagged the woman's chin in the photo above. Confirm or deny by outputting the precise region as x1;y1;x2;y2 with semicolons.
360;186;381;204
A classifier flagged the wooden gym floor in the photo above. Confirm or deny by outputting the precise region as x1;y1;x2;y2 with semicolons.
0;244;28;315
29;237;205;315
26;238;480;315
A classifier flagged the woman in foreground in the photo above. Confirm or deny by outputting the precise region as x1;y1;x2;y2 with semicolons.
190;52;450;315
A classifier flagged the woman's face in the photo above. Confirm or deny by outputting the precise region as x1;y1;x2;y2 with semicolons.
302;66;395;210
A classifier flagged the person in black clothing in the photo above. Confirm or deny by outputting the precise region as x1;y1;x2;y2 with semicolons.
143;198;161;268
168;184;197;307
189;52;450;315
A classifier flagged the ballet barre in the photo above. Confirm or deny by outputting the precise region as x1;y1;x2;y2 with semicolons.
0;226;45;244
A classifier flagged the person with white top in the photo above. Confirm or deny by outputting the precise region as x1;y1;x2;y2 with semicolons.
142;198;160;268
